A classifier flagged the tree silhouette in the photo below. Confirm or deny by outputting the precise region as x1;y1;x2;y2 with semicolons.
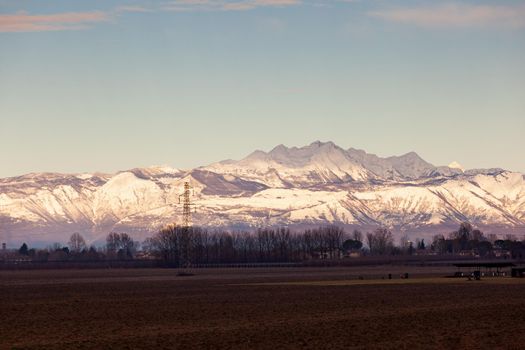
19;243;29;256
68;233;87;253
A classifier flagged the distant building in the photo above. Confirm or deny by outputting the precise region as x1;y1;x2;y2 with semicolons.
459;249;479;258
493;248;511;258
309;249;344;260
344;250;363;258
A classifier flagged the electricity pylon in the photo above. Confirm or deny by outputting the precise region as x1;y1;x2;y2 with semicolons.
178;181;195;268
179;181;195;228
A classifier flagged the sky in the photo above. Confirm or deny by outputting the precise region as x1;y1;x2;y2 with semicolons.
0;0;524;177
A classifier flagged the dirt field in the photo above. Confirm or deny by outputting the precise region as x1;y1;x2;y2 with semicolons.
2;266;525;349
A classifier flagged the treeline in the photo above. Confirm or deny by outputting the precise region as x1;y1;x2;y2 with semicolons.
142;225;431;266
11;232;139;262
143;225;358;266
144;223;524;266
431;222;525;258
5;222;525;266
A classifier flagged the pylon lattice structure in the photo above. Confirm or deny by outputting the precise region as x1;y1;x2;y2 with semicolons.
179;181;194;228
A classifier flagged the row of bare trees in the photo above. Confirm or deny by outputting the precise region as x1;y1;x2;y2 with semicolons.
11;226;396;265
143;223;525;266
10;222;524;266
13;232;139;262
143;225;370;266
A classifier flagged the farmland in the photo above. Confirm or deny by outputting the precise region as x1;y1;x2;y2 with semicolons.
2;266;525;349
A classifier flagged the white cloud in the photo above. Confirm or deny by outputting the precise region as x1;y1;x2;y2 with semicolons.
161;0;301;12
369;3;525;29
0;11;110;32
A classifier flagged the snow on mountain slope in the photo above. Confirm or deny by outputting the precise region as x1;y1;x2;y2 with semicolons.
92;172;166;226
0;173;107;225
345;148;438;180
205;141;372;186
0;142;524;244
448;161;464;172
206;141;467;185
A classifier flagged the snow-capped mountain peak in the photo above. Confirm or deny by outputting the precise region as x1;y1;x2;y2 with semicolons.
448;161;465;172
206;141;370;185
1;141;523;244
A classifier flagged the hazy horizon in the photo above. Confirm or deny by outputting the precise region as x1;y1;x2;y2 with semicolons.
0;140;522;178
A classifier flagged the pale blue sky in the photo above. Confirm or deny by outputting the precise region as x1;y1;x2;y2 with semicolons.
1;0;524;177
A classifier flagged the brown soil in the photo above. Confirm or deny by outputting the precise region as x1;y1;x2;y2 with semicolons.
1;267;524;349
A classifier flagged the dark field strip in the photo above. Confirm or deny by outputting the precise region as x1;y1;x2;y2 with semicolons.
1;268;525;349
0;266;453;286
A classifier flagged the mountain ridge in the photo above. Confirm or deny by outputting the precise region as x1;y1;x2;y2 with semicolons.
0;141;523;244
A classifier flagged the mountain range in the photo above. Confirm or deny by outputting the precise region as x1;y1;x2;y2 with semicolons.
1;141;524;245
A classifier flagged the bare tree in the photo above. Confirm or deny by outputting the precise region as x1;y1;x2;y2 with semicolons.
399;234;410;252
487;233;498;243
471;229;485;242
366;232;375;253
506;234;518;241
367;228;394;255
352;229;363;243
69;233;87;253
106;232;121;253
